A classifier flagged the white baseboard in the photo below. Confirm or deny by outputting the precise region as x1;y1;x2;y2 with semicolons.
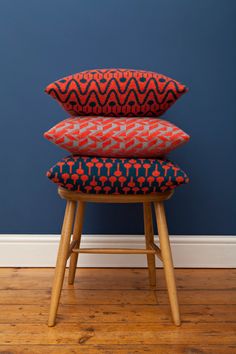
0;235;235;268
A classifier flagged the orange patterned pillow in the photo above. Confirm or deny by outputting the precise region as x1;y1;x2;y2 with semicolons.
44;117;190;158
45;69;187;117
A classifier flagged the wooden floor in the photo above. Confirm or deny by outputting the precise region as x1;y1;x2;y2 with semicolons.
0;268;236;353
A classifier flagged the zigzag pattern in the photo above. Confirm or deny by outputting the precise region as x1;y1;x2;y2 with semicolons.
45;69;187;117
47;155;189;195
44;117;190;157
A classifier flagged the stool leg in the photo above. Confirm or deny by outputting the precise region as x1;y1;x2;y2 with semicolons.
48;200;76;327
154;201;181;326
143;202;156;288
68;201;85;285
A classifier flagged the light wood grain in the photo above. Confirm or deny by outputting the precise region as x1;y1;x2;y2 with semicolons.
72;248;156;254
1;323;236;345
0;345;235;354
155;201;181;326
55;186;177;327
58;186;174;203
149;241;162;260
0;268;235;352
1;288;236;305
143;202;157;288
1;304;236;324
1;268;235;290
48;201;76;326
68;201;85;285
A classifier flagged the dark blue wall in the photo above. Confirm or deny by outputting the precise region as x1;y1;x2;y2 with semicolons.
0;0;235;235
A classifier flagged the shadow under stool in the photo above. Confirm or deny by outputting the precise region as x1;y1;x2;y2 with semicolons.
48;186;180;327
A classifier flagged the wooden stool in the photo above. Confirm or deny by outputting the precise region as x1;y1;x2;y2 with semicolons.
48;187;180;327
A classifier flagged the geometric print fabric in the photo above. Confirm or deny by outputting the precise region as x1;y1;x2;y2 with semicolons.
45;68;187;118
44;117;190;158
47;155;189;195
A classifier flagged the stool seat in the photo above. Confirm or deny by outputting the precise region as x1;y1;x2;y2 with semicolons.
47;155;189;195
58;186;174;203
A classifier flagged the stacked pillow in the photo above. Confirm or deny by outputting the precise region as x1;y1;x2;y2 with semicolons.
45;69;189;194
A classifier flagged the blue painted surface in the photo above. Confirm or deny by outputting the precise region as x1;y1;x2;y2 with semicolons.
0;0;235;234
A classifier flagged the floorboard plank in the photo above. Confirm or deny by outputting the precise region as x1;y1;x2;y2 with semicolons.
0;344;236;354
1;289;236;305
0;323;236;345
0;304;236;324
1;268;236;290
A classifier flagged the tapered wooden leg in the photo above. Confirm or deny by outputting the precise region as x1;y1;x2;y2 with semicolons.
48;200;76;327
68;201;85;285
154;202;181;326
143;202;156;288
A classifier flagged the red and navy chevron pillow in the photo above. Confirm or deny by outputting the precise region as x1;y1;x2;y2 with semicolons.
44;117;190;158
45;69;187;117
47;155;189;194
